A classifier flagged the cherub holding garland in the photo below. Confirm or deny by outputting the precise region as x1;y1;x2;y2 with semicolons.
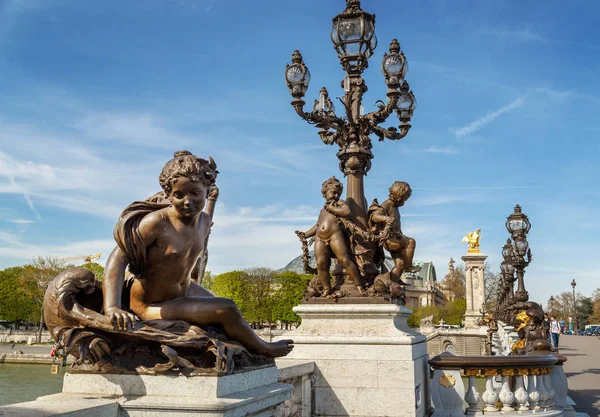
296;176;364;296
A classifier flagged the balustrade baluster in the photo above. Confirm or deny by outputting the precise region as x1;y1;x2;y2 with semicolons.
514;370;529;411
551;361;575;417
481;373;499;413
527;369;540;410
464;370;480;415
498;371;515;412
544;368;556;407
537;369;549;408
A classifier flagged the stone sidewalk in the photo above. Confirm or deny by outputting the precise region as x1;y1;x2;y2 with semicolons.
560;335;600;417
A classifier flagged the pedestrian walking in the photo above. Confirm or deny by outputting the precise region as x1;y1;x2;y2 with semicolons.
10;342;15;350
550;315;561;349
542;313;551;345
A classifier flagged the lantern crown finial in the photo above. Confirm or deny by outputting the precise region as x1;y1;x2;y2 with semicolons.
389;38;400;54
291;50;303;64
514;204;522;213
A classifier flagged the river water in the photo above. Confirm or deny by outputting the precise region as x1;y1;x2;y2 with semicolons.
0;363;64;406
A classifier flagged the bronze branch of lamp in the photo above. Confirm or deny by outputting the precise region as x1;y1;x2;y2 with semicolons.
284;1;416;153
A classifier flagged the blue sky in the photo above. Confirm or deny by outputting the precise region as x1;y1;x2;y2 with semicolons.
0;0;598;306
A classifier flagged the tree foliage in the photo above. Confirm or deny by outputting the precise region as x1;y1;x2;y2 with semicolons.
200;271;214;293
483;264;501;308
80;262;105;281
271;271;312;325
0;266;38;322
211;268;311;327
547;291;581;322
443;266;466;301
407;299;467;328
0;258;104;325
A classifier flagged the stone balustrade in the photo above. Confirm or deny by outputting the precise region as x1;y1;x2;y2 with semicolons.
276;360;315;417
494;321;516;356
429;352;574;417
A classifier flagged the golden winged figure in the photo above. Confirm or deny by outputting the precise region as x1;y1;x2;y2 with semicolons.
461;229;481;253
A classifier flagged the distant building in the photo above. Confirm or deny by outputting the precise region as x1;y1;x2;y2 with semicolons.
280;253;446;308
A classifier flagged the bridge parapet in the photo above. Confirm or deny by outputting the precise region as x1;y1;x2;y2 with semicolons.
429;352;574;417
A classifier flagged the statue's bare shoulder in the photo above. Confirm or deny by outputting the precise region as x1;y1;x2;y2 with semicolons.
138;208;170;246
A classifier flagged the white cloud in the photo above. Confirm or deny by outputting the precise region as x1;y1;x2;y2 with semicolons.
423;146;459;155
478;26;545;43
452;97;525;138
0;231;115;265
71;112;195;148
8;218;34;224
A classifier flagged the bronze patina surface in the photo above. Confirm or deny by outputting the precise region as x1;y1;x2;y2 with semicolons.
43;151;293;375
285;1;419;304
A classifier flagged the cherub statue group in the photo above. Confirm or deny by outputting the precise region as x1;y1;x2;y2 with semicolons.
296;177;419;302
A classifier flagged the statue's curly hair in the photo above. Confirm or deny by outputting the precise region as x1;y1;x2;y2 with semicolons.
159;150;218;195
321;176;343;198
389;181;411;200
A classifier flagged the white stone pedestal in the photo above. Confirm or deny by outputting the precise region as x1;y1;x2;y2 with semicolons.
0;366;292;417
277;304;429;417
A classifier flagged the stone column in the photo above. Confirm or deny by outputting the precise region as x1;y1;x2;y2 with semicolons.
462;252;487;330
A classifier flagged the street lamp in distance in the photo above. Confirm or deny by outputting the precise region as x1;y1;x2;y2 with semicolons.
571;279;579;333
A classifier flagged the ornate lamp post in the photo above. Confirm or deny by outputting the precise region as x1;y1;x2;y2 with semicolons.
284;0;416;240
505;205;532;303
571;279;578;332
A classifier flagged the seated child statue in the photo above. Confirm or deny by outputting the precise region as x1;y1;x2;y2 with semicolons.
296;176;364;296
368;181;420;286
102;150;293;358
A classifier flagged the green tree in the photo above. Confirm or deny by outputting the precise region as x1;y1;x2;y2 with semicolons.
577;296;594;327
80;262;104;281
212;268;277;327
200;271;214;293
407;304;441;328
440;298;467;326
0;266;38;322
20;256;71;342
212;270;251;318
243;268;276;326
272;271;312;328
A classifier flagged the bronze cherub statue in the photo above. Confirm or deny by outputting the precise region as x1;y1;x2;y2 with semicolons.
44;151;293;375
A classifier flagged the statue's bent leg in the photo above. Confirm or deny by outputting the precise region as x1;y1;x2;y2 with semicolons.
140;296;293;358
330;234;364;292
314;239;333;294
400;236;419;272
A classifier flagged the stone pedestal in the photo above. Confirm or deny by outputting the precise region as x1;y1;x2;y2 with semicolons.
0;366;292;417
277;304;429;417
462;252;487;330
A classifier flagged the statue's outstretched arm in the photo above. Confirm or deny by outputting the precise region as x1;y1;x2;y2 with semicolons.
303;223;318;239
103;246;137;330
103;246;127;311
